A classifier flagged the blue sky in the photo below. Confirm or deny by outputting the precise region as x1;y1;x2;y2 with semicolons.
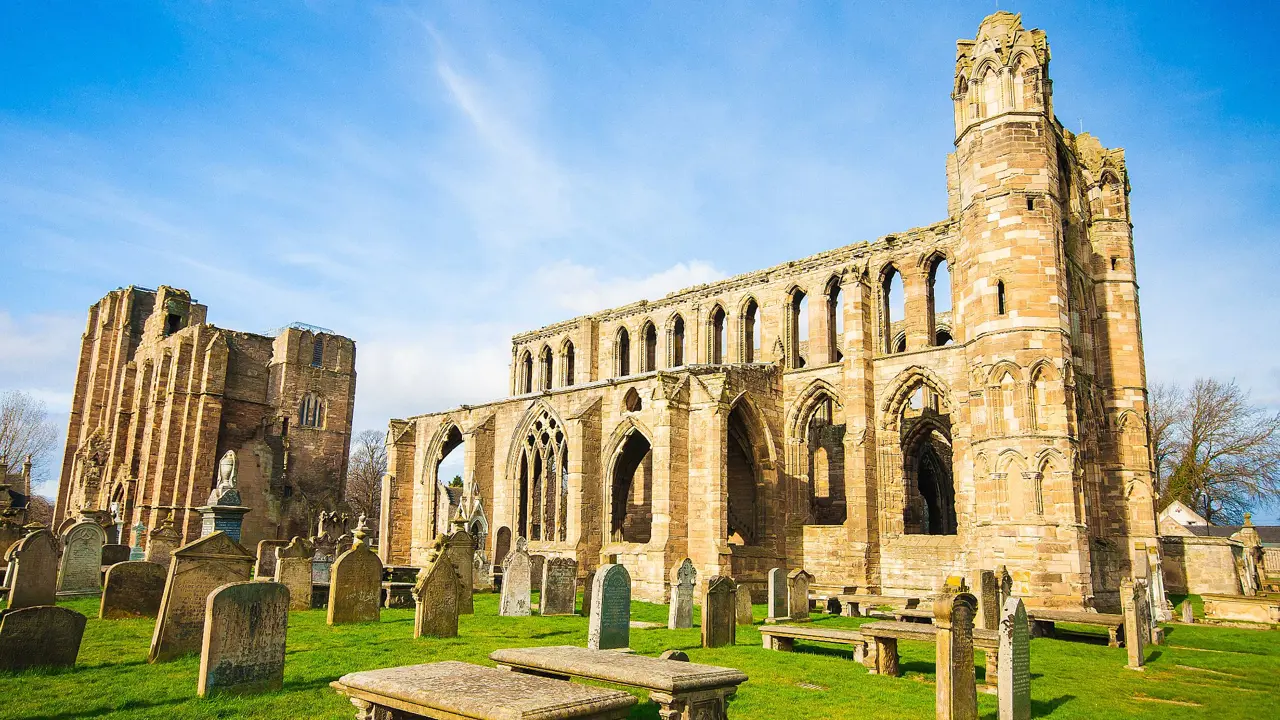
2;1;1277;518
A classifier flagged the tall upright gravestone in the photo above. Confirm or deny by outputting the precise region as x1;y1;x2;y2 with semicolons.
5;528;57;610
735;581;754;625
767;568;787;620
58;517;107;596
499;539;532;617
198;581;289;697
974;569;999;630
149;531;254;663
1120;579;1147;670
668;558;696;630
540;557;578;616
0;606;88;672
327;519;382;625
787;569;813;621
935;589;979;720
588;563;631;651
702;575;736;648
997;597;1030;720
100;561;167;619
580;568;596;618
274;537;314;611
444;528;475;615
413;549;460;638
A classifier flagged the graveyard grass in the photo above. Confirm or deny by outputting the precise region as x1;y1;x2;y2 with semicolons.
1;593;1277;720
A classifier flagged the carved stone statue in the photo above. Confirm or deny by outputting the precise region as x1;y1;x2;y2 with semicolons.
206;450;242;506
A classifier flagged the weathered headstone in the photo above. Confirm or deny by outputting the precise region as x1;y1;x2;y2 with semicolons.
198;581;289;697
255;540;289;580
581;568;596;618
274;537;314;611
788;569;813;621
149;531;254;663
997;565;1013;609
668;558;697;630
102;543;132;566
540;557;578;616
1120;579;1146;669
974;569;999;630
5;528;57;610
100;561;167;619
0;606;87;672
1182;600;1194;624
736;582;754;625
701;575;736;648
588;563;631;651
129;522;147;561
997;597;1030;720
413;550;460;638
58;519;107;596
327;521;382;625
530;554;546;594
767;568;787;620
145;518;181;567
935;589;979;720
444;528;475;615
499;542;532;617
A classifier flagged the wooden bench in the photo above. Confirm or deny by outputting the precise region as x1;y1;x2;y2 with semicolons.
834;594;920;617
759;625;870;663
331;661;636;720
1026;608;1126;647
859;620;999;686
490;645;748;720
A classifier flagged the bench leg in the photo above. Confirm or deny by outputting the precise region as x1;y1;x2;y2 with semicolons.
842;602;858;618
853;641;869;666
763;635;794;651
651;689;733;720
1107;626;1121;648
874;637;900;677
349;698;396;720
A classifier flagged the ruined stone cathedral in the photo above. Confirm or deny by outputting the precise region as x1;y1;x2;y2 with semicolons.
380;12;1158;612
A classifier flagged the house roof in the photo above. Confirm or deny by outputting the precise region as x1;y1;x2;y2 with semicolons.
1189;524;1280;545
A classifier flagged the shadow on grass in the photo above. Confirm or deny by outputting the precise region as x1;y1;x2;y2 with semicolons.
1031;694;1075;716
281;677;342;692
34;697;187;720
791;642;857;661
1147;650;1162;663
527;630;577;640
901;660;936;675
1051;630;1111;647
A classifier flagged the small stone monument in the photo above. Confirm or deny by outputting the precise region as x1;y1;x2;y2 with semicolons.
100;561;167;619
668;558;697;630
255;540;289;580
1120;579;1146;669
974;569;999;630
444;526;475;615
198;581;289;697
736;582;754;625
997;565;1013;609
149;531;254;663
787;569;813;621
58;515;107;597
589;563;631;651
102;543;132;566
581;568;596;618
198;451;251;542
499;538;532;617
1182;600;1194;624
767;568;787;620
935;589;979;720
0;605;88;672
540;557;578;616
702;575;736;648
413;545;460;639
145;515;181;566
327;515;382;625
5;528;57;609
1145;544;1172;622
530;554;546;594
274;537;314;611
997;597;1030;720
129;522;147;560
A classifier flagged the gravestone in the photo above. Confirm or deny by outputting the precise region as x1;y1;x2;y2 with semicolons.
588;563;631;650
787;569;813;621
5;528;57;610
935;589;979;720
499;543;532;616
149;531;254;663
1120;579;1146;669
444;528;475;615
974;569;999;630
274;537;314;611
198;581;289;697
581;568;596;618
530;554;546;594
58;518;107;596
255;540;288;580
100;561;167;619
767;568;787;619
701;575;736;648
1146;544;1172;622
997;597;1030;720
736;582;754;625
102;544;132;566
667;558;697;630
0;606;87;672
540;557;578;616
997;565;1013;608
145;518;181;567
129;522;147;560
327;523;382;625
1182;601;1194;624
413;550;460;638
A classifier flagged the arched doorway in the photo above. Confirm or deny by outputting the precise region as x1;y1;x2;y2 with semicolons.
609;428;653;543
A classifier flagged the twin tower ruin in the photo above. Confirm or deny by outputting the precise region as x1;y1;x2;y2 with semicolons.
380;12;1158;611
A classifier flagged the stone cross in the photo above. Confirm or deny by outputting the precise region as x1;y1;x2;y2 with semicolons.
413;550;460;638
589;563;631;651
997;597;1030;720
100;561;166;619
274;537;314;611
5;528;57;610
974;569;999;630
149;531;254;663
935;589;979;720
767;567;787;620
668;558;697;630
198;581;289;697
0;605;87;672
444;528;475;614
58;519;107;597
701;575;736;648
1120;579;1146;670
327;535;383;625
736;581;754;625
787;569;813;621
499;541;532;616
540;557;578;616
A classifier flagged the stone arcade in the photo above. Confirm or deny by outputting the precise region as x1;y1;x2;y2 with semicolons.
380;11;1160;611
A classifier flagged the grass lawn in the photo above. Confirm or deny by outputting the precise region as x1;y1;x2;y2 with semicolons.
1;592;1277;719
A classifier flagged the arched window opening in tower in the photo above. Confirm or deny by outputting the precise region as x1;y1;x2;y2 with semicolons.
517;410;567;542
610;429;652;543
616;327;631;377
901;382;955;536
562;340;575;387
805;394;846;525
539;345;553;391
742;299;759;363
709;305;726;364
434;425;465;536
671;315;685;367
726;404;762;545
641;321;657;372
789;289;809;368
928;256;953;346
298;393;325;428
311;337;324;367
826;279;843;363
997;280;1007;315
519;350;533;394
883;267;905;354
493;526;512;568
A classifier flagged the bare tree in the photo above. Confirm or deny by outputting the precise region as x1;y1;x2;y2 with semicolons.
0;390;58;486
1148;381;1182;499
344;429;387;527
1158;378;1280;524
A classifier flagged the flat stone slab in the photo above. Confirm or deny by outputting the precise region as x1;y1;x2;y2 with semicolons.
332;661;636;720
760;625;865;644
489;645;748;694
1026;609;1123;627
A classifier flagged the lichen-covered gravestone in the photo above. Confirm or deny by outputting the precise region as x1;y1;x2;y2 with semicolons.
1120;578;1147;670
327;522;382;625
145;518;181;567
413;550;460;638
5;528;58;610
254;540;288;580
101;544;132;566
668;558;696;630
997;596;1030;720
58;518;107;596
767;567;787;620
588;563;630;650
935;589;979;720
149;531;254;663
100;561;167;619
974;569;999;630
701;575;736;648
540;557;578;616
0;606;87;672
274;537;314;611
198;581;289;697
787;569;813;621
499;541;532;617
736;581;754;625
530;554;546;594
444;528;475;615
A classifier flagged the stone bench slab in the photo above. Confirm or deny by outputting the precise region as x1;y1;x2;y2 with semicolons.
759;625;865;643
331;661;636;720
860;620;997;649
